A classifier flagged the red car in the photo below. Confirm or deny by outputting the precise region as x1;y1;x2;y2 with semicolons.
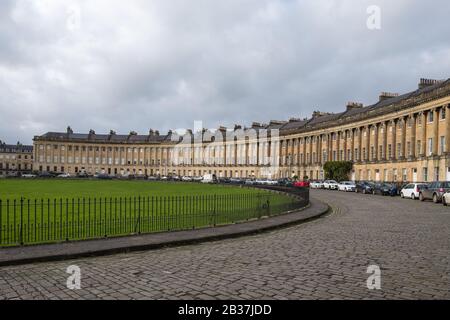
294;181;310;188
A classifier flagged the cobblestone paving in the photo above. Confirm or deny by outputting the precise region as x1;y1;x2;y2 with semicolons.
1;190;450;300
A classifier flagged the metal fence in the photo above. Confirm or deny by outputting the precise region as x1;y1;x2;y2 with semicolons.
0;189;308;246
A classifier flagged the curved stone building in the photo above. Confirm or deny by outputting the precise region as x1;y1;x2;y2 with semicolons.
33;77;450;182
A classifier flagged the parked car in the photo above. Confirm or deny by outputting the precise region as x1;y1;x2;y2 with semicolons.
57;173;71;178
419;181;450;203
323;180;339;190
355;181;375;194
310;181;324;189
22;174;37;178
338;181;356;192
96;173;113;180
202;174;217;184
294;180;310;188
38;172;55;178
441;191;450;206
372;183;398;196
277;178;293;187
400;183;428;200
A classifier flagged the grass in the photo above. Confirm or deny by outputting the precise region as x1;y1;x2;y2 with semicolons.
0;179;259;199
0;179;300;246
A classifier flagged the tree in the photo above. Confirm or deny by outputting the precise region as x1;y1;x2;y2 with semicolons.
323;161;353;182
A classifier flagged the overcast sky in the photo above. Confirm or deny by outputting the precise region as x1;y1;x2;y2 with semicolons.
1;0;450;144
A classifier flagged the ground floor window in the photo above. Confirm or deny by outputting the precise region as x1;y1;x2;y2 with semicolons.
423;167;428;182
434;167;440;181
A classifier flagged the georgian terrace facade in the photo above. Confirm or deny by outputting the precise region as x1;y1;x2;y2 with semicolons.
0;142;33;176
33;78;450;183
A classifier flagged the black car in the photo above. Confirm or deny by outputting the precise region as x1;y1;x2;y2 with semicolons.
38;171;55;178
355;181;374;194
372;183;398;196
96;173;113;180
76;171;89;178
277;178;293;187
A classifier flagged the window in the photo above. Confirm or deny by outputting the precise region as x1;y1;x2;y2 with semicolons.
407;142;411;157
441;108;446;120
397;143;401;158
440;136;445;154
417;140;421;155
388;144;392;159
434;167;440;181
428;138;433;156
428;111;434;123
423;167;428;182
402;169;407;181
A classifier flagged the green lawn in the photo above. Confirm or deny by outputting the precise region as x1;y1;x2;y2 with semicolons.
0;179;258;199
0;179;300;246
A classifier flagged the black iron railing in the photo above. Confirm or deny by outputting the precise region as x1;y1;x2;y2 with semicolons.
0;189;308;247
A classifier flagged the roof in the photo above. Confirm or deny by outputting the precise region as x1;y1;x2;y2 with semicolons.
33;77;450;143
0;144;33;153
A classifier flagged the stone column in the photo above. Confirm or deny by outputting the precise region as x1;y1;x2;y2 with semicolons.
358;128;363;162
351;129;355;161
433;108;440;155
401;116;407;159
446;105;450;154
365;125;370;162
374;124;379;161
410;114;416;158
318;135;322;164
391;120;397;160
421;111;427;156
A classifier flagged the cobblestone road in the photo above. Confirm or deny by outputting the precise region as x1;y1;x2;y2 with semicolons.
1;190;449;300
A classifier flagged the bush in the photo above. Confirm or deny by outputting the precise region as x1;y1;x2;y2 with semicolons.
323;161;353;182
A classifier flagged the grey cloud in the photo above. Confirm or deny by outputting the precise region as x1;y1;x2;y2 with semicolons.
1;0;450;144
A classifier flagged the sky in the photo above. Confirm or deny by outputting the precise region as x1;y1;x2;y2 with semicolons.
1;0;450;144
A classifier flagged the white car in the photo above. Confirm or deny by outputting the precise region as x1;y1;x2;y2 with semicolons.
182;176;193;182
323;180;339;190
22;174;37;178
442;192;450;206
338;181;356;192
310;181;324;189
400;183;428;200
57;173;71;178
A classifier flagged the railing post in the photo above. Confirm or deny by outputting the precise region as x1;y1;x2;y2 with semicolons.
20;197;24;245
138;196;141;234
213;194;217;227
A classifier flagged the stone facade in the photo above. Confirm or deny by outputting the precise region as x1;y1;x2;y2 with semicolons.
0;142;34;176
32;78;450;182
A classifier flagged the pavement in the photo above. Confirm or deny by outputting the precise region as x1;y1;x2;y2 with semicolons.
0;190;449;300
0;199;328;267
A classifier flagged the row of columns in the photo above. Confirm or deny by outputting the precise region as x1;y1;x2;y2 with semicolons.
283;105;450;167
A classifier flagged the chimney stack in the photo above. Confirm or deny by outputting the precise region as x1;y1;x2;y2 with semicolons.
345;102;363;111
378;92;399;102
418;78;444;89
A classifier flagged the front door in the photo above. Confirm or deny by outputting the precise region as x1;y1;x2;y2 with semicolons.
413;168;418;183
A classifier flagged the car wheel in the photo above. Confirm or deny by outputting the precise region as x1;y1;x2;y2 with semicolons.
443;197;447;206
419;193;425;202
411;194;415;200
433;194;439;204
400;192;404;199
